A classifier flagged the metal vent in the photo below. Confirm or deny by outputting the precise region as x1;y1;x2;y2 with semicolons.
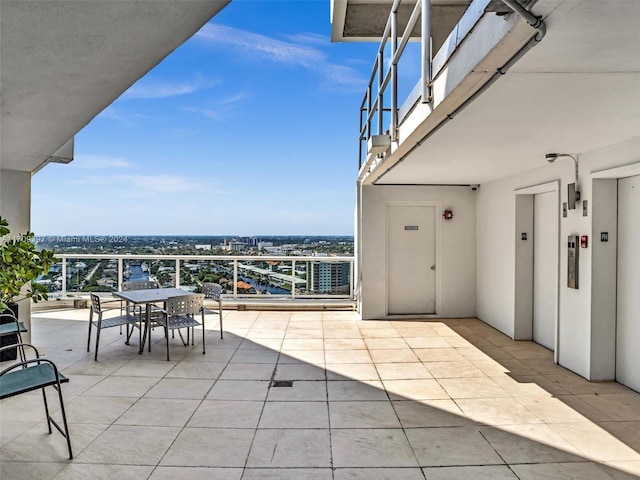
271;380;294;388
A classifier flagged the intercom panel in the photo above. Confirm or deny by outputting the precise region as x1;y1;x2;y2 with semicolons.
568;235;579;289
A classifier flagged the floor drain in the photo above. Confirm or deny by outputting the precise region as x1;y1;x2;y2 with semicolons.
271;380;294;388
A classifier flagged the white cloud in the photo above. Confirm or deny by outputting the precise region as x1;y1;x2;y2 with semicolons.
185;91;251;120
123;174;199;194
122;74;220;100
75;173;201;195
197;24;366;91
282;32;329;47
184;106;220;119
98;107;148;126
321;64;366;91
221;91;250;105
75;155;132;169
197;24;324;67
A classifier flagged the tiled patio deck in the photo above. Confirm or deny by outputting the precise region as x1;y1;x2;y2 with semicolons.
1;308;640;479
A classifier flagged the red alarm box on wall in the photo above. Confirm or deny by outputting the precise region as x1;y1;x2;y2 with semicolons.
580;235;588;248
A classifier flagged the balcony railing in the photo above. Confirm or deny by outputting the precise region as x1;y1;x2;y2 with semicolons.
358;0;497;169
359;0;433;169
43;254;355;302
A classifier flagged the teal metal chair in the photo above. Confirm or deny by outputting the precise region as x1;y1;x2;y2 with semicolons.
0;311;28;362
0;343;73;459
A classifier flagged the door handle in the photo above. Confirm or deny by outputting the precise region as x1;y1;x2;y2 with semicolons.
430;265;436;270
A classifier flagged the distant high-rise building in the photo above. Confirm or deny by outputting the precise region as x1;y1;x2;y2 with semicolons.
238;236;260;246
307;261;350;294
229;242;247;252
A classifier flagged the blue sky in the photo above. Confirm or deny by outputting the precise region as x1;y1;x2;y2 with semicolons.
31;0;381;236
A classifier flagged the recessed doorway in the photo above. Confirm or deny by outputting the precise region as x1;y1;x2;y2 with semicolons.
616;174;640;392
533;191;558;351
387;204;436;315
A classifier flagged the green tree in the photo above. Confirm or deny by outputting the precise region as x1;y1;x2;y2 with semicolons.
0;217;56;311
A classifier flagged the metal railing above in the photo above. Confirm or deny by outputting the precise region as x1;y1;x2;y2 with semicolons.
358;0;500;171
359;0;433;169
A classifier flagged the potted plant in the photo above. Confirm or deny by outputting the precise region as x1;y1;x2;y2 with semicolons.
0;216;56;360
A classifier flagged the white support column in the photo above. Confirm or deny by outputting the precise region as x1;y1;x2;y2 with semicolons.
61;258;68;296
118;258;124;289
1;169;33;341
233;260;238;299
0;170;31;233
349;259;355;300
291;260;296;300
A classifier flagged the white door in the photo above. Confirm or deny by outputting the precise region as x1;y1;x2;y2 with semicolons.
387;204;436;315
617;175;640;392
533;192;558;351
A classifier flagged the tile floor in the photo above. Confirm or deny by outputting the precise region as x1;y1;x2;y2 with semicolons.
1;308;640;479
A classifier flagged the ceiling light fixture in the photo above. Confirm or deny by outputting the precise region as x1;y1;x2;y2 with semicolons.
546;153;580;209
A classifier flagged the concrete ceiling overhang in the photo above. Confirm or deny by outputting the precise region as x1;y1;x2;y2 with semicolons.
0;0;230;173
367;0;640;185
331;0;472;52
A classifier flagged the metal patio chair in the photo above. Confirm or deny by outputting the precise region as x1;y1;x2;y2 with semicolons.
201;282;224;339
121;280;161;315
0;343;73;459
87;293;139;361
122;280;160;291
120;279;163;332
155;294;205;361
0;310;28;363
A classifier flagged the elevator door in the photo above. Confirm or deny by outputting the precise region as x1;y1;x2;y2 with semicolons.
533;191;558;351
617;175;640;392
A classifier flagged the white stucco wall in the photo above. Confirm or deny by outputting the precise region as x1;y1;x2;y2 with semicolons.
359;185;476;320
476;137;640;379
0;169;33;341
0;169;31;233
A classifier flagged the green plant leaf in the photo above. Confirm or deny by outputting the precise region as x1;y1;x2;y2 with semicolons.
0;216;56;305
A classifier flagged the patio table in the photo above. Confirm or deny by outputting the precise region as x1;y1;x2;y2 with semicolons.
113;287;191;354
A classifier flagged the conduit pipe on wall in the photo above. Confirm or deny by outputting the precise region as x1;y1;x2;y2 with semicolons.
501;0;545;39
374;0;546;183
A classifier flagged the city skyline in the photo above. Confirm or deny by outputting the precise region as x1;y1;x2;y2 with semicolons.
31;1;380;236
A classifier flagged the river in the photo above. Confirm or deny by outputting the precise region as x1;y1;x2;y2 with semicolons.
238;275;290;295
126;264;290;294
127;265;149;282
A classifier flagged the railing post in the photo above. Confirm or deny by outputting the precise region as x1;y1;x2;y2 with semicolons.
421;0;432;103
377;50;384;135
349;260;354;300
61;257;67;297
391;4;398;140
291;260;296;300
117;257;123;289
233;259;238;300
175;259;180;288
367;85;372;139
